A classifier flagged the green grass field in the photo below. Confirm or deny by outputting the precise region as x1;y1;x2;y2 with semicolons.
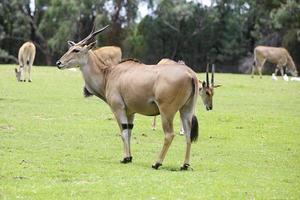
0;64;300;199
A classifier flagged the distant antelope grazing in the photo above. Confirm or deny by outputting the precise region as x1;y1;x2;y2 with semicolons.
56;25;199;170
252;46;298;78
15;41;36;82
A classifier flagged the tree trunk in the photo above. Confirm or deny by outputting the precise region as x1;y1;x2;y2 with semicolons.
45;53;52;65
109;0;122;45
171;41;178;59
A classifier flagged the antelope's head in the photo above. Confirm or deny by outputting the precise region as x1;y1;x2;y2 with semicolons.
288;68;298;77
56;25;109;70
199;64;221;111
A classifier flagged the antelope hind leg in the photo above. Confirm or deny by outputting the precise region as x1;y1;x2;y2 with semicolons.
152;112;175;169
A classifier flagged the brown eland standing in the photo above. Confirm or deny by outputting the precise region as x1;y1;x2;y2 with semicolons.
56;25;200;170
15;41;36;82
199;64;222;111
152;58;186;132
252;46;298;78
152;60;221;134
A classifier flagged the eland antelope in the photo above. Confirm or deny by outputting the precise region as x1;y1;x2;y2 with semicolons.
152;60;221;134
252;46;298;78
152;58;186;132
56;25;200;170
15;41;36;82
199;64;222;111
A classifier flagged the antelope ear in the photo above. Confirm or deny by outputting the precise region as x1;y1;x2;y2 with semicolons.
68;41;76;48
14;68;18;73
213;84;222;88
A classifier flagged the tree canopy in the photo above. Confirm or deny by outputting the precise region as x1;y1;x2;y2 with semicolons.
0;0;299;73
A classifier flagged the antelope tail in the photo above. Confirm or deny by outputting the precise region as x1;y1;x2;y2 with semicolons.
190;78;199;142
191;115;199;142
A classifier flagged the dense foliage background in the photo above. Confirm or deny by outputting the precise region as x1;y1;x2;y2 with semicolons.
0;0;300;73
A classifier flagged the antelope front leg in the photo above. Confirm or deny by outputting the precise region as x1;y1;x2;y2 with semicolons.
113;109;134;164
258;67;263;79
20;66;26;82
28;65;32;82
120;126;132;163
251;64;255;78
152;116;157;130
280;67;284;78
259;59;266;79
121;114;134;163
274;67;279;76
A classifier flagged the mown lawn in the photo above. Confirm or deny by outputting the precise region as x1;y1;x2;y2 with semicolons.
0;64;300;199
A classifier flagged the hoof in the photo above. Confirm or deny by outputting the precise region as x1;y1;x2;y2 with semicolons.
83;86;93;97
180;163;193;171
152;162;162;170
28;80;32;82
120;156;132;164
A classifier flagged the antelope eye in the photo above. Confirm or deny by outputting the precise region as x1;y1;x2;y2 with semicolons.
72;49;80;53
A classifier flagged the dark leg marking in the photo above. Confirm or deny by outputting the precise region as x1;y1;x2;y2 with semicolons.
128;124;134;129
121;123;134;130
120;124;134;164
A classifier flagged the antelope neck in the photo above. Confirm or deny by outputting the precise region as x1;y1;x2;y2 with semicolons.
80;51;110;101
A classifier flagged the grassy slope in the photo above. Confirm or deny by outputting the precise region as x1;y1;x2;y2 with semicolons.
0;65;299;199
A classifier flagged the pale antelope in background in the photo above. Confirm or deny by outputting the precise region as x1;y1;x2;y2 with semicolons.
252;46;298;78
15;41;36;82
56;25;200;170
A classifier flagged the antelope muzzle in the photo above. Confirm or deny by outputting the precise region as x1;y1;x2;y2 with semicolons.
56;60;64;69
